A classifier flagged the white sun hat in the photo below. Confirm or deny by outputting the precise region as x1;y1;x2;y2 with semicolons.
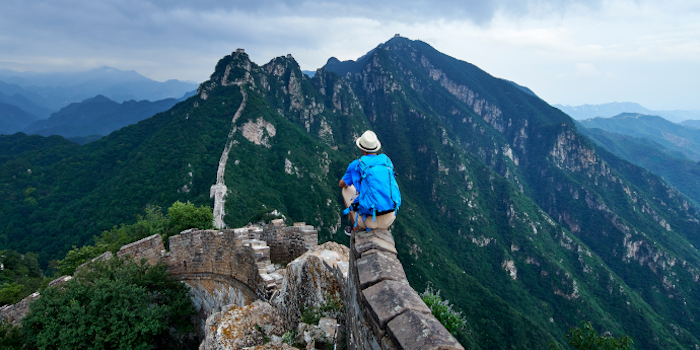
356;130;381;152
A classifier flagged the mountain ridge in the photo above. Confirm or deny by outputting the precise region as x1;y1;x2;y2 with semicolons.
1;37;699;349
578;112;700;161
556;102;700;123
0;66;198;112
0;102;40;135
22;94;181;139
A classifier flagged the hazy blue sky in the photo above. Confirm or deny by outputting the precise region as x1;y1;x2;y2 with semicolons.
1;0;699;110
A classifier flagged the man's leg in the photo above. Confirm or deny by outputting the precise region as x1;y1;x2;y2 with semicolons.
342;186;364;230
363;212;396;230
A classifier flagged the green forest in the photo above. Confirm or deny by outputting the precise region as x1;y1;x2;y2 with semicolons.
1;37;700;349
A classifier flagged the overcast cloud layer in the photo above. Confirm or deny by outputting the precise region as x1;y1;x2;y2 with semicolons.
2;0;699;110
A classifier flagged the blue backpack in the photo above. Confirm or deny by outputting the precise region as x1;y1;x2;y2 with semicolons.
353;154;401;225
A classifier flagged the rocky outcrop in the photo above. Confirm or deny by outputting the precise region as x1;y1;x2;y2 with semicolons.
199;301;290;350
200;241;349;350
271;241;349;330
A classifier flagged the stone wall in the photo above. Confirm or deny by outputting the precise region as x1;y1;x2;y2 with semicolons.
261;219;318;264
345;229;464;350
165;228;263;293
116;233;164;265
0;276;72;326
1;222;465;350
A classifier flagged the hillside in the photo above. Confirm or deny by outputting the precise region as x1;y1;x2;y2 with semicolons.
1;38;700;349
579;113;700;161
0;102;39;135
23;95;180;139
682;120;700;129
576;123;700;207
0;91;52;119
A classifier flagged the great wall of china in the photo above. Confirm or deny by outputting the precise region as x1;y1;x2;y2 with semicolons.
1;220;463;350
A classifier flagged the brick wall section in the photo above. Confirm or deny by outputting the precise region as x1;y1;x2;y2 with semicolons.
0;276;72;326
164;228;270;298
345;229;464;350
116;234;164;265
0;223;316;327
262;219;318;264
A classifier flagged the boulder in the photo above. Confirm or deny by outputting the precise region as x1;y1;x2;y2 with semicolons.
199;300;287;350
271;242;349;330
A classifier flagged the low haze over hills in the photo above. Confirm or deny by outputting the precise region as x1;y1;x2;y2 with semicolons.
555;102;700;123
682;120;700;129
0;67;197;139
22;95;182;141
578;113;700;161
2;37;700;349
576;116;700;207
0;66;196;121
0;102;40;135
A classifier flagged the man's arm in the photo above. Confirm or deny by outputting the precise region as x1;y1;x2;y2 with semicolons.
339;179;348;188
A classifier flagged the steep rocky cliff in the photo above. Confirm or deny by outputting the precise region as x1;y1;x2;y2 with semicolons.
1;38;699;349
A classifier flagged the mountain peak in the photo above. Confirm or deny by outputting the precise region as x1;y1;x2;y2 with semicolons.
85;95;113;103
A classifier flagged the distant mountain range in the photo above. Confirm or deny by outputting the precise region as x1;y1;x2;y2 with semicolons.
555;102;700;123
683;120;700;129
0;67;197;111
0;81;53;116
576;114;700;206
22;95;182;142
0;102;40;135
0;89;53;119
578;113;700;161
0;67;196;139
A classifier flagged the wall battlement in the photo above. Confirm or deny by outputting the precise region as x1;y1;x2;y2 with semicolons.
115;220;318;337
346;229;464;350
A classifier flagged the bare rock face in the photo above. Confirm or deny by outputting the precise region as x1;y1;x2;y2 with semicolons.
271;241;349;330
199;300;288;350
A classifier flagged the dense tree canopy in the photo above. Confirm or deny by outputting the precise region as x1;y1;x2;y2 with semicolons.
21;257;197;350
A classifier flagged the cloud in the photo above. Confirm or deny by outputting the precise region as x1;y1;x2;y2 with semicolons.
1;0;699;109
575;63;599;77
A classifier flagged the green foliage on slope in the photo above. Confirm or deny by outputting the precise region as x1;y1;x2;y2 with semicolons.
0;250;48;306
19;257;196;350
420;286;468;337
549;321;633;350
167;200;213;237
57;202;211;276
577;124;700;207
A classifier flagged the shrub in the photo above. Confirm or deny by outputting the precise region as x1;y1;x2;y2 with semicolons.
420;286;467;336
0;320;23;349
549;321;633;350
168;200;214;235
22;257;196;350
0;283;24;306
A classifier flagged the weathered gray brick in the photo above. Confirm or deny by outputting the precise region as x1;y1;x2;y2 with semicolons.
355;236;398;257
387;310;465;350
357;250;409;289
362;280;431;329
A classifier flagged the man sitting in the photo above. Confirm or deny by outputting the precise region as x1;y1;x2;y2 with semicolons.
339;130;401;235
